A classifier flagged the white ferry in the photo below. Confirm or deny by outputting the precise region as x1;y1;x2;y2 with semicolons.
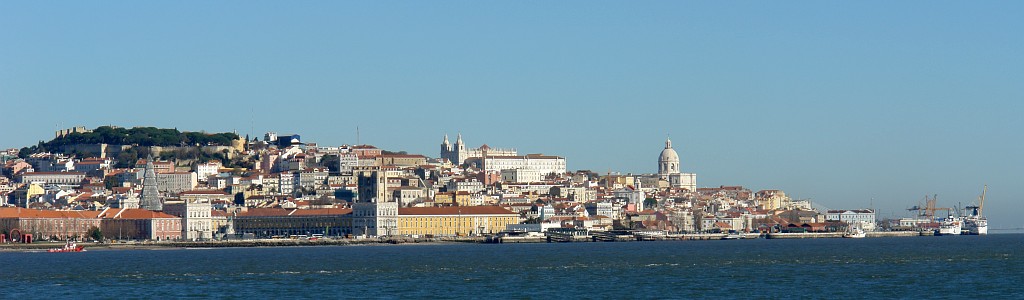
962;186;988;235
937;215;962;236
963;217;988;235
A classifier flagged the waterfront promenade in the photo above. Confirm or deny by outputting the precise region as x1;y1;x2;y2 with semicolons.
0;231;940;251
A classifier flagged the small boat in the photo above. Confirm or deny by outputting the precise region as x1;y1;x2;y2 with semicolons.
48;241;85;253
740;232;761;239
844;228;866;238
723;232;759;240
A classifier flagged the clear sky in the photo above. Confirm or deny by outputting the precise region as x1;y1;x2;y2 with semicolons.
2;2;1021;228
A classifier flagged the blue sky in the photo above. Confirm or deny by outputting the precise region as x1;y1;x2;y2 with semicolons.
2;2;1021;228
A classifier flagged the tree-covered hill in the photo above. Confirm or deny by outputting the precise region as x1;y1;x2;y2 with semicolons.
20;126;240;157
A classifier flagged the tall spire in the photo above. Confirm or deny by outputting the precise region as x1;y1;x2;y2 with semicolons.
456;132;463;145
140;152;163;211
443;134;450;145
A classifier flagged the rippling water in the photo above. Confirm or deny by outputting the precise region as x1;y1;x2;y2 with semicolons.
4;234;1023;298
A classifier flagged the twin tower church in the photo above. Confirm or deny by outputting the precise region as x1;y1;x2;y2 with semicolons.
441;134;695;191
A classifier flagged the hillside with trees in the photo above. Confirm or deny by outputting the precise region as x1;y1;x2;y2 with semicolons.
19;126;240;158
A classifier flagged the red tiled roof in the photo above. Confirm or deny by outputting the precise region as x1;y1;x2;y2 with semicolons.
0;207;101;218
181;190;229;195
235;208;293;217
290;208;353;216
399;206;516;216
21;172;86;176
107;209;178;219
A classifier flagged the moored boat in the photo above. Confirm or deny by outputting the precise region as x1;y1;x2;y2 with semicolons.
962;186;988;235
936;216;962;236
964;217;988;235
843;228;866;238
48;241;85;253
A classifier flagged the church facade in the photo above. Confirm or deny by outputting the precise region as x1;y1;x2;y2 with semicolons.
440;133;517;165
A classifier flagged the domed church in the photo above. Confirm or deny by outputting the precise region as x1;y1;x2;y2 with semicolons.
658;138;680;177
657;138;696;191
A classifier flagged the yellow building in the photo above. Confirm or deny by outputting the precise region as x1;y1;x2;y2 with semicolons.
397;206;518;237
755;190;789;211
433;192;471;207
375;154;428;167
26;183;45;199
434;192;454;205
453;192;471;206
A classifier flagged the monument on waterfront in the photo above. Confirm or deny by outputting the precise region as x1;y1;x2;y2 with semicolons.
139;153;163;211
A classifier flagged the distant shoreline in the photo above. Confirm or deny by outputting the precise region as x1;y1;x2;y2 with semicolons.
2;231;1016;252
0;237;469;252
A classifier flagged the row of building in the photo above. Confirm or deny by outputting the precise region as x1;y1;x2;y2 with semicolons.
0;130;880;243
0;204;519;242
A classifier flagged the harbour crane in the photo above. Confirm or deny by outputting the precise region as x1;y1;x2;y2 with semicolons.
965;185;987;218
906;194;952;220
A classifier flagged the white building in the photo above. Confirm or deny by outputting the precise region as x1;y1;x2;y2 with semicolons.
157;172;198;194
826;209;877;231
196;161;222;180
446;178;485;193
440;133;517;165
163;199;213;240
586;201;618;219
352;169;398;236
500;168;542;183
614;186;646;211
278;173;294;195
19;172;86;185
110;193;140;209
476;154;566;176
392;187;426;207
338;152;359;173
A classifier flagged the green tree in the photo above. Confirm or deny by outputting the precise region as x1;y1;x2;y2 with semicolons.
643;198;658;209
87;226;103;242
103;176;119;190
234;193;246;205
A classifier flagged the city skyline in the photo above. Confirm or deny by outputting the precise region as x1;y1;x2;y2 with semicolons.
2;2;1021;227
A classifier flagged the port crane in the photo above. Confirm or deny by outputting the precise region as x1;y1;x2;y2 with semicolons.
906;194;952;220
965;185;987;218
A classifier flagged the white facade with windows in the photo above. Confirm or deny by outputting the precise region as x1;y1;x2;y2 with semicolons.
482;154;566;176
157;172;198;194
500;168;542;183
196;162;222;180
826;209;877;231
19;172;86;185
163;199;213;240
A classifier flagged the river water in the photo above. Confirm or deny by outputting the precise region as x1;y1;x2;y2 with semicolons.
3;234;1023;298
